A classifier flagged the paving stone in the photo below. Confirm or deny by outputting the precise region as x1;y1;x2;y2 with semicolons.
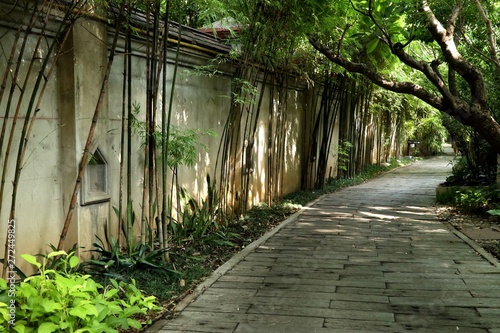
167;310;324;329
217;275;265;283
389;296;500;307
187;302;252;313
329;293;390;303
329;300;393;312
254;288;338;299
337;286;473;298
157;314;237;333
247;304;395;322
234;323;386;333
193;294;331;308
262;276;339;286
158;329;233;333
202;289;257;298
471;289;500;297
155;156;500;333
210;281;266;290
325;317;489;332
386;280;469;291
394;312;490;330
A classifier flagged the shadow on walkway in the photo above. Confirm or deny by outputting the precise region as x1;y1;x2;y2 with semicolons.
154;155;500;333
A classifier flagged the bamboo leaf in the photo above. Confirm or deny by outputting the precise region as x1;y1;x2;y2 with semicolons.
366;38;379;54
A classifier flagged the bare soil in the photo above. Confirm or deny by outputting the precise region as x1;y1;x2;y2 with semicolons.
437;206;500;260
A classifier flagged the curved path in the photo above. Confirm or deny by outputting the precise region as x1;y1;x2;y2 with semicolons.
153;155;500;333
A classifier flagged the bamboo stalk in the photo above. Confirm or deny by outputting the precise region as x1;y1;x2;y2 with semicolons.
160;0;171;260
0;0;32;155
147;0;160;247
126;0;132;236
1;0;52;278
0;0;41;221
58;1;126;250
11;2;80;220
118;11;129;244
162;16;183;260
140;0;152;248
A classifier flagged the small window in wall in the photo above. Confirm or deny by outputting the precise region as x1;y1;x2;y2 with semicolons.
81;148;110;205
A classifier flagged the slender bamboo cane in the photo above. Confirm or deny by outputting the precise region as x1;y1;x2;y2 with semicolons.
58;2;126;250
126;1;132;235
266;79;274;205
140;0;152;248
242;69;267;211
2;0;84;276
11;4;80;218
0;0;41;221
277;79;287;199
147;0;160;247
0;0;31;154
162;17;183;260
118;15;129;244
1;0;53;278
160;1;170;260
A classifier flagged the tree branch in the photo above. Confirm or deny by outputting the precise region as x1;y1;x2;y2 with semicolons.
421;0;487;104
472;0;500;72
338;23;352;55
391;42;457;109
446;3;461;38
309;36;443;110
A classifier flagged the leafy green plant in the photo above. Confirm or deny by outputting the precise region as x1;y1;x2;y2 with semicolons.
487;209;500;217
34;243;81;275
446;157;478;186
454;188;495;213
170;174;229;245
0;251;161;332
336;140;353;173
88;234;173;273
85;198;175;275
131;105;216;169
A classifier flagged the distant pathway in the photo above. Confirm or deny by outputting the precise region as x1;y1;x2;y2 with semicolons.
154;155;500;333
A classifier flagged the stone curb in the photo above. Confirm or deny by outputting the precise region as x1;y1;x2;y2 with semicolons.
442;221;500;268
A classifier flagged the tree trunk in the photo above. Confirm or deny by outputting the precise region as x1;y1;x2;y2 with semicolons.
308;1;500;155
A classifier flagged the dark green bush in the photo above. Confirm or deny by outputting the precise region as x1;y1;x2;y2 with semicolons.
453;187;500;214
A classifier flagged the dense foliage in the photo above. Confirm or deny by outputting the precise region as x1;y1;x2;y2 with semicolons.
307;0;500;154
0;251;160;332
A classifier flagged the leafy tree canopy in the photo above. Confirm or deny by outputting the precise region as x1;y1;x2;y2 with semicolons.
129;0;500;153
301;0;500;153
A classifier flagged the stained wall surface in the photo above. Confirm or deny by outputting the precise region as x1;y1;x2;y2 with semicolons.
0;14;376;275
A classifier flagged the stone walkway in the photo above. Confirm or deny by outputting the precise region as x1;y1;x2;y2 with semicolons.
153;155;500;333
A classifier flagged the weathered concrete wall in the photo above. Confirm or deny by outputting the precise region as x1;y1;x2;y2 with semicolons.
0;25;65;274
0;13;392;274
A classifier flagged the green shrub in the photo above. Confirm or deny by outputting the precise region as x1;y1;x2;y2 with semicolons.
170;174;230;246
487;209;500;217
453;187;500;213
446;154;497;186
0;251;161;332
89;235;171;272
455;190;489;213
